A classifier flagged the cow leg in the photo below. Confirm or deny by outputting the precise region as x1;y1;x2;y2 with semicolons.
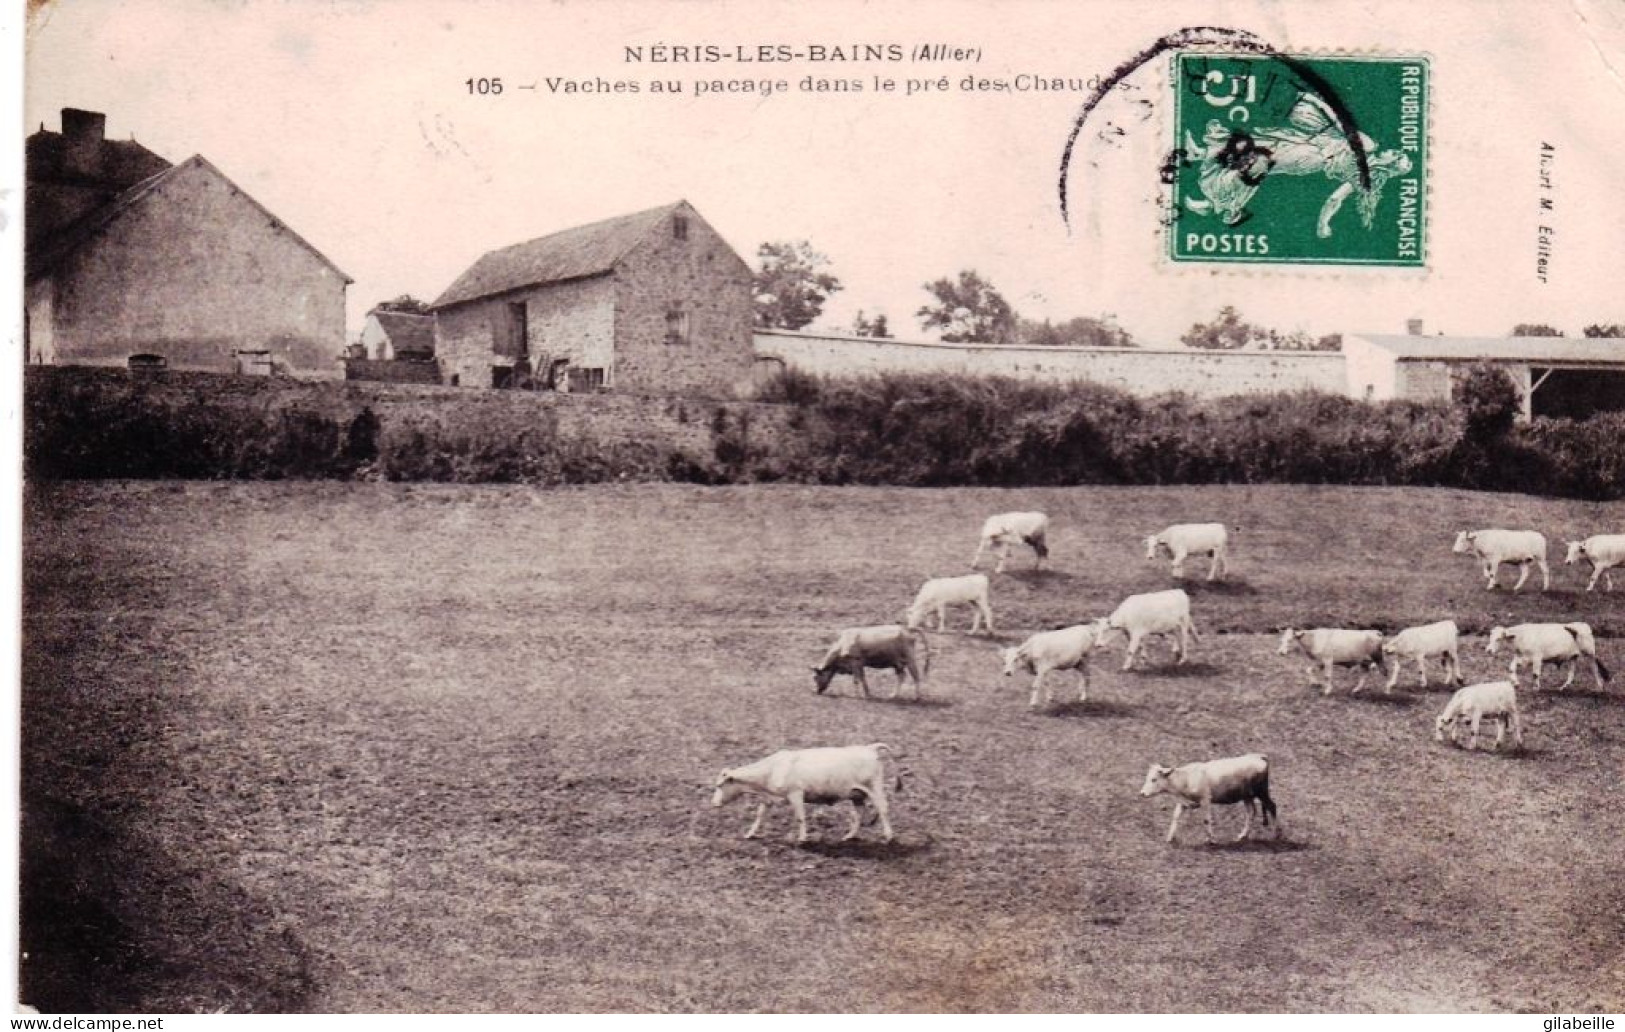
855;668;872;699
1416;656;1428;689
1176;625;1190;665
1203;800;1217;844
936;606;947;632
1485;561;1498;589
1076;665;1089;703
1558;659;1575;690
744;802;768;839
970;537;987;570
1537;558;1550;591
1237;800;1255;842
1385;657;1402;691
843;797;864;841
1588;567;1602;592
1322;660;1337;696
1351;664;1368;694
1029;670;1045;709
788;791;811;843
1165;803;1185;843
1123;632;1142;671
1492;717;1507;752
868;785;894;843
1207;551;1221;581
978;600;994;635
1467;713;1481;751
1512;562;1530;592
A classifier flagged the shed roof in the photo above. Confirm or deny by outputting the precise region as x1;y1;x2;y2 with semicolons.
1355;335;1625;364
369;310;436;354
431;201;688;309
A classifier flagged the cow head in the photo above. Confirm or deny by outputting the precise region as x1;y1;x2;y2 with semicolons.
711;771;746;807
998;646;1025;677
1486;626;1508;653
1143;535;1165;561
1139;764;1175;797
1276;628;1303;655
1452;531;1475;554
811;665;836;693
1565;540;1586;565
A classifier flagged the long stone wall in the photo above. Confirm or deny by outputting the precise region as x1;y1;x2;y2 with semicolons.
754;330;1351;398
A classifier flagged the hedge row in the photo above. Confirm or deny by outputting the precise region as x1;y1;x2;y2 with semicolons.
23;366;1625;499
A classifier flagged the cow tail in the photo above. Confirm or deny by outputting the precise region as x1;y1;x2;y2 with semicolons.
1186;614;1202;643
1596;653;1613;683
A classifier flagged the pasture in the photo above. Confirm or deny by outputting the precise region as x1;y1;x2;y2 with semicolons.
21;481;1625;1012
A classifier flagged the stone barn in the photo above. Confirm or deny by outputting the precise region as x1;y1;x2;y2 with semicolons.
1344;334;1625;420
25;108;351;375
430;201;754;396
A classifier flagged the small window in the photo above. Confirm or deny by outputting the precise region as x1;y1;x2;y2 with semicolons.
568;367;606;392
673;215;688;240
666;306;690;346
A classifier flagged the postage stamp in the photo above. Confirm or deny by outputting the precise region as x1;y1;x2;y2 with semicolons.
1166;53;1428;266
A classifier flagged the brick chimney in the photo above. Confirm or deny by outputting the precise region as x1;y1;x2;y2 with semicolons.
61;108;107;177
1406;317;1424;336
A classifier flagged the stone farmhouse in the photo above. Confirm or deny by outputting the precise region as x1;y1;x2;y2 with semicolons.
430;201;754;395
24;108;351;375
359;308;436;361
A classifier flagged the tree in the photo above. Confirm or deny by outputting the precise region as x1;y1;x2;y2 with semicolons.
1180;306;1340;350
916;270;1018;343
1180;306;1262;349
753;241;843;331
1019;316;1135;348
372;294;431;315
852;310;892;338
1458;363;1521;440
1583;324;1625;338
1511;323;1564;337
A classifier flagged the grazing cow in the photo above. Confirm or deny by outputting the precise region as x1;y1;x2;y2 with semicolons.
1453;529;1550;592
1565;535;1625;592
1435;681;1523;751
904;573;994;634
1381;619;1465;690
971;511;1051;573
1278;627;1386;695
1487;623;1611;690
1139;753;1279;844
812;625;930;699
1144;523;1229;581
1095;589;1198;670
999;621;1106;707
711;744;895;844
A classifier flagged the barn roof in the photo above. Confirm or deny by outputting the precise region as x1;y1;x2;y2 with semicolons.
431;201;689;309
369;310;436;354
26;155;353;284
1354;335;1625;364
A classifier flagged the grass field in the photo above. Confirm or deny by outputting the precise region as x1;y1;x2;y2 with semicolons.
21;481;1625;1013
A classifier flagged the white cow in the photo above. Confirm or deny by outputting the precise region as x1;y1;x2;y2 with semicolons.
1140;753;1279;844
1144;523;1229;581
1453;529;1550;592
999;621;1106;707
1487;623;1611;690
904;573;994;634
1095;589;1198;670
712;744;896;844
1381;619;1465;690
1435;681;1523;751
971;511;1050;573
1278;627;1386;695
812;625;930;699
1565;535;1625;592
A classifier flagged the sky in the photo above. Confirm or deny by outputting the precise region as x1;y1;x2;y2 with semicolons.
19;0;1625;345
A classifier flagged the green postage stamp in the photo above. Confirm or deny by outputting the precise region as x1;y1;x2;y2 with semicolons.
1168;53;1428;266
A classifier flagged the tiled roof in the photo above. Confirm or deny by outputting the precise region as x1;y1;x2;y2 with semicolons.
432;201;687;309
371;310;436;354
1354;335;1625;363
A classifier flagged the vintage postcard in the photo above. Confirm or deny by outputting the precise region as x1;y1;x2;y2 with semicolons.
13;0;1625;1017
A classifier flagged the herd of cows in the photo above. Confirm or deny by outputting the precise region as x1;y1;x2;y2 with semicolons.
709;516;1625;847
